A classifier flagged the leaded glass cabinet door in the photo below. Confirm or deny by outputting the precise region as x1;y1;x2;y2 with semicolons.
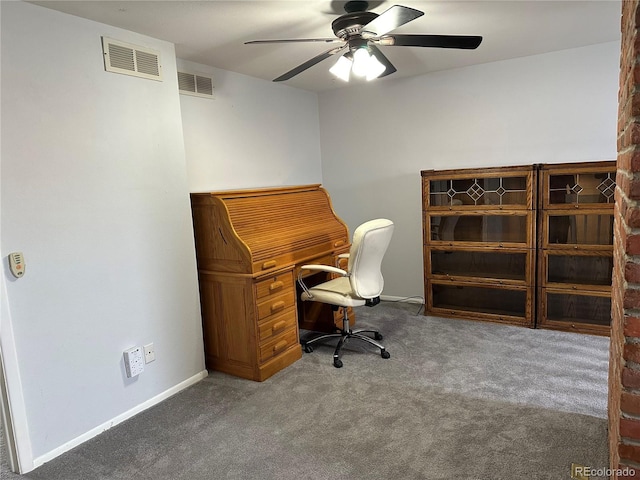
537;161;615;336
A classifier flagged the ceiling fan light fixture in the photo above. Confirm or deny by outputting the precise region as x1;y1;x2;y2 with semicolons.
329;54;352;81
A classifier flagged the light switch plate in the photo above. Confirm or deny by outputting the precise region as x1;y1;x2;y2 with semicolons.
143;343;155;363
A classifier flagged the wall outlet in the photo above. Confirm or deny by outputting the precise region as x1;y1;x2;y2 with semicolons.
143;343;155;363
123;346;145;377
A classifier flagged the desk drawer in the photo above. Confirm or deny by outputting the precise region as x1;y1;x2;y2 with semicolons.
259;327;299;363
255;271;294;299
258;309;297;343
256;291;295;321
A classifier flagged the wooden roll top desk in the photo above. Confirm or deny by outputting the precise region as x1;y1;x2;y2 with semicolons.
190;185;351;381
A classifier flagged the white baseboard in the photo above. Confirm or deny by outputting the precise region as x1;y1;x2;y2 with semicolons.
31;369;208;471
380;295;425;305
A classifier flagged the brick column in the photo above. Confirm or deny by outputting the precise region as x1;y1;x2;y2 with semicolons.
611;1;640;477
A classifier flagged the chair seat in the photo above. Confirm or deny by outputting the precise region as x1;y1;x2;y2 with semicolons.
300;277;367;308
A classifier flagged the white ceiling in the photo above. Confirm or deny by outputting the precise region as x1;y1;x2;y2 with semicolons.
30;0;622;92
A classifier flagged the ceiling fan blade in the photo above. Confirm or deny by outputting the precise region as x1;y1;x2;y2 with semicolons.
245;38;342;45
361;5;424;38
273;46;346;82
381;34;483;49
369;45;397;78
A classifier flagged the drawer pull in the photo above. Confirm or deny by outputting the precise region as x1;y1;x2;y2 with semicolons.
273;340;288;352
270;301;285;313
262;260;277;270
269;281;284;292
334;240;345;247
272;320;287;332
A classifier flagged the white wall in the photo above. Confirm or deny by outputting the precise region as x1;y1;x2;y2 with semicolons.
177;59;322;191
1;2;205;469
318;42;620;300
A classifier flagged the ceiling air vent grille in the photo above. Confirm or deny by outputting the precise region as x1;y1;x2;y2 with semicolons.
178;72;214;98
102;37;162;81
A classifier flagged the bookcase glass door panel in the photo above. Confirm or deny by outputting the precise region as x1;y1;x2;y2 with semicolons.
429;175;528;207
545;292;611;326
548;172;616;206
546;214;613;246
431;284;527;317
431;215;528;243
546;254;612;286
430;250;527;281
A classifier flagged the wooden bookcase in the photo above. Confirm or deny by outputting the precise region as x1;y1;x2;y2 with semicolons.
421;161;615;335
536;161;615;335
422;165;537;327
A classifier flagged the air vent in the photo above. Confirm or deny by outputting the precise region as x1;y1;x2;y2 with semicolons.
102;37;162;81
178;71;214;98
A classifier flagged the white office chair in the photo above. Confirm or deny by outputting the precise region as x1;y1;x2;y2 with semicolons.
298;218;394;368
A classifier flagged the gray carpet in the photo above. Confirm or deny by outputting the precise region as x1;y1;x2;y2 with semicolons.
1;301;609;479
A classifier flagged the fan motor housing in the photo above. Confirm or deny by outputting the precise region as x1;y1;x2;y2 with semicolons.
332;11;378;38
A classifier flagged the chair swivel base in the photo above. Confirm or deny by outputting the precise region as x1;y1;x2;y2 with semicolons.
302;324;390;368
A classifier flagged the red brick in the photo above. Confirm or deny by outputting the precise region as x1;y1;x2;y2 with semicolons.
625;208;640;228
632;61;640;85
629;151;640;172
625;316;640;337
623;367;640;388
632;96;640;118
624;288;640;309
631;123;640;147
629;177;640;200
618;150;640;172
620;443;640;463
617;464;640;480
620;417;640;438
626;262;640;283
624;343;640;363
621;391;640;415
626;233;640;255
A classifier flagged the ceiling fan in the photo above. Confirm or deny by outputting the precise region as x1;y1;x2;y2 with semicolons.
245;1;483;83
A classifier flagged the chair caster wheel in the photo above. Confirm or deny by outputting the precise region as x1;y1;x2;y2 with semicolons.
333;358;343;368
374;333;383;341
381;350;390;359
304;344;313;353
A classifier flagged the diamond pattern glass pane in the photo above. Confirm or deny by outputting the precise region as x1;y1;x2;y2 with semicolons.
548;172;616;204
430;176;528;206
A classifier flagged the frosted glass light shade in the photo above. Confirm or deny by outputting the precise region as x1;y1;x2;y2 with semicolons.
329;55;352;82
351;48;371;77
366;54;386;81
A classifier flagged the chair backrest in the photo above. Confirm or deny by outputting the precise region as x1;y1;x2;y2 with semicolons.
347;219;394;299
